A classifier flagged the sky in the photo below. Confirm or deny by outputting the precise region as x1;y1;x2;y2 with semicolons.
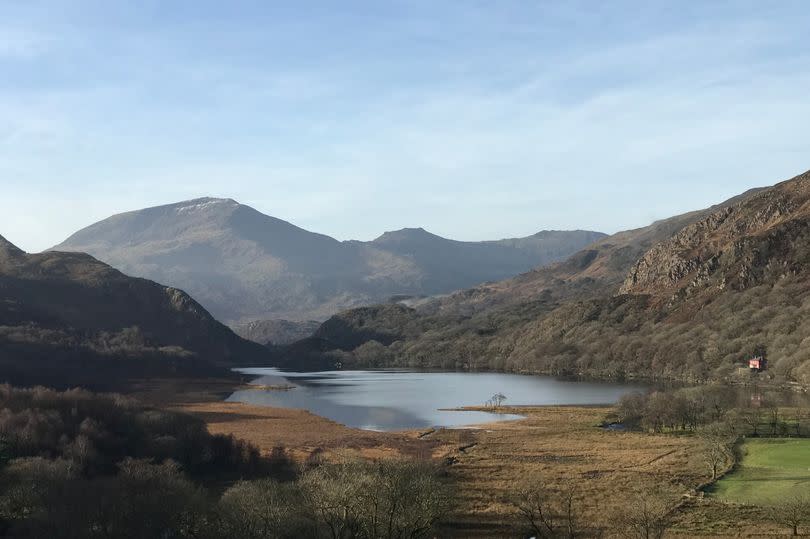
1;1;809;252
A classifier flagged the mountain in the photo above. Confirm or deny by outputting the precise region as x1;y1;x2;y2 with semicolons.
0;234;270;387
289;170;810;384
415;187;766;317
54;199;606;324
367;227;606;294
231;319;321;346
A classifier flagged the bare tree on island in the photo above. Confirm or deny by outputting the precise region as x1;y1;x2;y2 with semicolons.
489;393;507;408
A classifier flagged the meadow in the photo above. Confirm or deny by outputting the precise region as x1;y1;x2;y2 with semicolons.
138;379;810;536
710;438;810;504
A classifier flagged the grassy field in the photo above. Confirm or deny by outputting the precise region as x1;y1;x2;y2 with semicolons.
130;379;810;536
429;406;707;537
710;438;810;504
137;381;709;536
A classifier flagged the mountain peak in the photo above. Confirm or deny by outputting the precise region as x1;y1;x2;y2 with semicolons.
54;204;613;323
373;227;443;244
0;234;23;257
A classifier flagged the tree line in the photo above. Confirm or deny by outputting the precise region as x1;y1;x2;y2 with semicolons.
614;385;810;437
0;384;451;538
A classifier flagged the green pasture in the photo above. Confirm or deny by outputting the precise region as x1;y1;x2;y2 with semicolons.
710;438;810;504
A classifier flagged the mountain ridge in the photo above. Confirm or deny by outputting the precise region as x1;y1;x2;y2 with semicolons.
283;169;810;384
54;200;606;324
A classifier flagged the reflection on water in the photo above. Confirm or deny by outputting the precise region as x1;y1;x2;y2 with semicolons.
226;368;649;431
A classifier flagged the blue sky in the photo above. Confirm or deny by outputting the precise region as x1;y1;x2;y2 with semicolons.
2;1;809;252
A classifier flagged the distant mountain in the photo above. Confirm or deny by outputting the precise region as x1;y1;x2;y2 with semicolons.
54;199;605;324
291;170;810;384
231;319;321;346
366;227;606;294
0;234;270;387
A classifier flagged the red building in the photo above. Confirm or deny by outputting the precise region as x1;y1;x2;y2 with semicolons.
749;356;766;372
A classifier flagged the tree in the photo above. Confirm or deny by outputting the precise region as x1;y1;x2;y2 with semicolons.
302;458;452;539
616;392;647;428
740;406;763;437
773;496;810;536
301;460;369;539
698;424;733;480
490;393;507;408
643;392;675;433
218;479;312;538
702;436;729;480
511;481;581;539
0;436;9;469
87;458;210;539
615;493;673;539
369;459;452;539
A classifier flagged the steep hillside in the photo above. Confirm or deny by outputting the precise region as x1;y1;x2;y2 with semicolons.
419;187;764;317
620;172;810;305
0;234;270;386
290;171;810;384
54;198;605;323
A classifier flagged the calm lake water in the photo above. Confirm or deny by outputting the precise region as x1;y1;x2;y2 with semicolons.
227;368;648;431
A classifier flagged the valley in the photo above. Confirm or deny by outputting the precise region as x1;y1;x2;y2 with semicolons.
291;170;810;386
133;376;793;537
4;169;810;536
3;4;808;536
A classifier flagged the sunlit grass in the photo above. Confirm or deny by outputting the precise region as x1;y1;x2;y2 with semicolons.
710;439;810;504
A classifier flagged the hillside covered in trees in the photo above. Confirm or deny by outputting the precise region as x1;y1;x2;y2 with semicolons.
0;385;451;538
0;236;270;387
285;170;810;385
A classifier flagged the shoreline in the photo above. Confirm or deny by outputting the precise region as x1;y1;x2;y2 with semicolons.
127;376;724;537
129;377;452;462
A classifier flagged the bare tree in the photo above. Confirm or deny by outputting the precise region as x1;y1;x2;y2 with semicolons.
741;407;763;437
511;481;581;539
302;458;452;539
301;460;369;539
369;459;451;539
702;438;728;480
218;479;313;538
773;496;810;536
697;425;733;480
490;393;507;408
614;493;673;539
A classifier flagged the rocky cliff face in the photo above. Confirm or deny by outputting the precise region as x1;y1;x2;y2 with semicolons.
415;186;764;318
620;170;810;305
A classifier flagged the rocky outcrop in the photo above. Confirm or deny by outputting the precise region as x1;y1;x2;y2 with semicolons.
620;170;810;303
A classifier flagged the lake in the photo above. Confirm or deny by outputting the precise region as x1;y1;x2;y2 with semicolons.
227;368;648;431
